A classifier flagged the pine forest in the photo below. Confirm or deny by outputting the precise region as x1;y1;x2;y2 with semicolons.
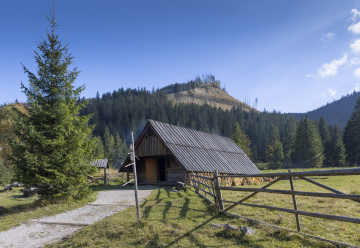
75;83;359;169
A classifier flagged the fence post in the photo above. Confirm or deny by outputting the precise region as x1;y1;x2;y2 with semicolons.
193;172;199;194
211;175;217;208
214;170;224;211
289;169;301;232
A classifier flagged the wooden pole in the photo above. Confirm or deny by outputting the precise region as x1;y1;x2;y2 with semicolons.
214;170;224;211
127;171;129;182
131;132;141;220
195;172;199;193
289;169;301;232
104;167;107;186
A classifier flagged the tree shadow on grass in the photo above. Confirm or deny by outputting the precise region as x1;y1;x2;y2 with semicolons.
180;198;190;218
155;188;162;204
163;201;172;221
164;213;266;248
164;214;218;248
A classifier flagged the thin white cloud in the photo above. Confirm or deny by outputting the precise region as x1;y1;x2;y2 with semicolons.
322;89;337;97
321;32;335;42
348;22;360;34
317;53;348;78
328;89;336;96
354;67;360;77
351;9;360;21
349;83;360;93
350;39;360;54
350;57;360;66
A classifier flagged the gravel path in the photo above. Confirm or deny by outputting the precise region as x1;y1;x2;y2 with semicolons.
0;186;156;248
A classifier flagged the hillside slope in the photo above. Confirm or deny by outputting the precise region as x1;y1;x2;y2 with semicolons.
166;82;258;112
289;91;360;129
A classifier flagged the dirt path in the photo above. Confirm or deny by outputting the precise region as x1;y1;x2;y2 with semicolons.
0;187;156;248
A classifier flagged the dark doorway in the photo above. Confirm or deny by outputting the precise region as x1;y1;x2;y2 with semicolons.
158;158;167;181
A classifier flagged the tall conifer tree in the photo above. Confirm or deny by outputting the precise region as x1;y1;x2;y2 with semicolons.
344;95;360;165
267;126;284;169
293;116;324;168
8;8;97;200
283;116;297;167
231;122;252;158
329;125;346;167
318;116;331;166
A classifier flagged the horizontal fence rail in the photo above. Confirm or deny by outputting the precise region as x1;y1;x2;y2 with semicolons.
219;168;360;178
184;168;360;247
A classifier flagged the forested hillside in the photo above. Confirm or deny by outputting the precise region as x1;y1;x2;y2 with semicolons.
79;86;354;168
289;91;360;129
80;87;285;163
2;85;357;177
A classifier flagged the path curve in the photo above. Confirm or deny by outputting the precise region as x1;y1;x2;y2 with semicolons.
0;186;156;248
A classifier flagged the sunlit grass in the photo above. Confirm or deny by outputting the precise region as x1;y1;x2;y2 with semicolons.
46;186;353;248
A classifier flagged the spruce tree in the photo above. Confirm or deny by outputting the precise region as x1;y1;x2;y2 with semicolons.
293;116;324;168
231;122;252;158
8;9;97;200
267;126;284;169
318;116;331;166
344;95;360;166
283;116;297;167
114;133;129;168
103;126;116;167
329;125;346;167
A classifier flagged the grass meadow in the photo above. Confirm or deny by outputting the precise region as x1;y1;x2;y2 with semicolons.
46;167;360;247
1;167;359;247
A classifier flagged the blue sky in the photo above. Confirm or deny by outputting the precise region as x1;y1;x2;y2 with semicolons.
1;0;360;113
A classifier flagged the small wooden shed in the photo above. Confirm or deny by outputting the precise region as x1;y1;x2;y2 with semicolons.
119;120;261;185
90;159;109;186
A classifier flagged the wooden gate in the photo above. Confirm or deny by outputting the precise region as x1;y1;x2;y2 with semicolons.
185;168;360;247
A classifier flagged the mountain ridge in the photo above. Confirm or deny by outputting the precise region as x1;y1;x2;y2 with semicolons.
288;91;360;129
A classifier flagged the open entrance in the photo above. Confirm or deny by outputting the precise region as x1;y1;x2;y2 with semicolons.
158;158;167;182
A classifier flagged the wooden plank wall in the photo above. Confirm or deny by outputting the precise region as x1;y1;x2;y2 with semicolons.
167;158;184;182
136;135;171;157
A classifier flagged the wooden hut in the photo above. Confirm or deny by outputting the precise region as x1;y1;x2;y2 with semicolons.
119;120;261;185
90;159;109;186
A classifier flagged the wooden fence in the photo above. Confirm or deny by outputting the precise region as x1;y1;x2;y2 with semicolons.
185;168;360;247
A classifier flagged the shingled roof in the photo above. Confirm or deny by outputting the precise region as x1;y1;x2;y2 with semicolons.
90;159;109;168
128;120;261;175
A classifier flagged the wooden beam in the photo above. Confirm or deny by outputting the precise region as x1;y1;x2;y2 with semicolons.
104;167;107;186
222;200;360;224
214;170;224;211
219;168;360;178
219;187;360;200
224;176;284;212
298;176;360;203
289;169;301;232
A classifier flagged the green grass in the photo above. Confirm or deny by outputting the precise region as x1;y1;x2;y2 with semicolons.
221;167;360;246
46;185;353;248
2;169;359;247
255;162;269;170
0;182;128;232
